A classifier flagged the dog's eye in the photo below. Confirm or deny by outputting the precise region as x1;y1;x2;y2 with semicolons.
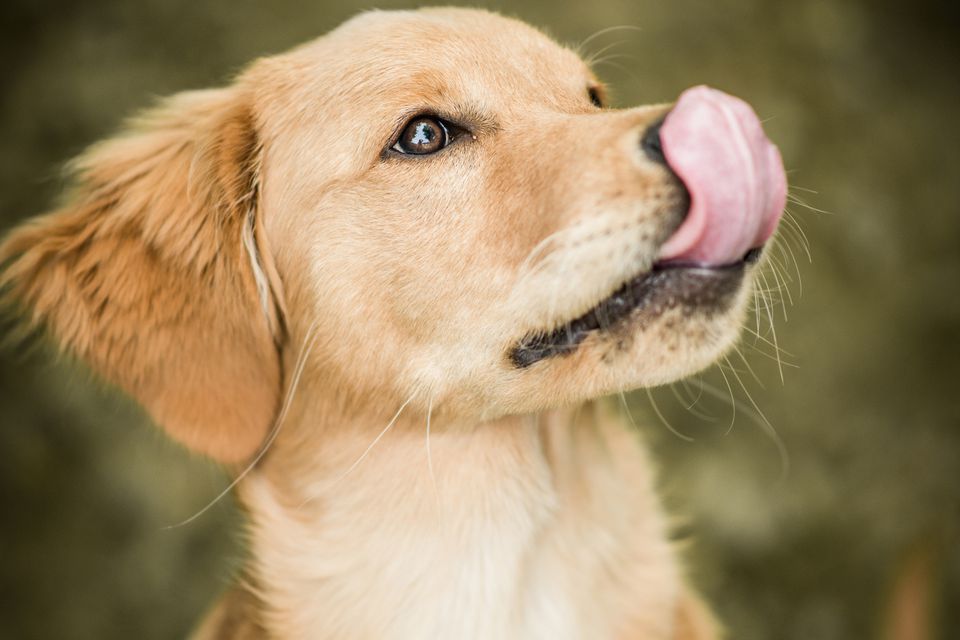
393;116;451;155
588;86;604;109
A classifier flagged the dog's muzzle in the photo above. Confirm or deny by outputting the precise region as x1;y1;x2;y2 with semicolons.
508;86;787;369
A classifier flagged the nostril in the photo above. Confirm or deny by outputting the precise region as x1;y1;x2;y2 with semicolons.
641;118;667;165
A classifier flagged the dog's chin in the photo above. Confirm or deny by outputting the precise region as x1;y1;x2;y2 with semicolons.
502;249;762;406
509;249;759;368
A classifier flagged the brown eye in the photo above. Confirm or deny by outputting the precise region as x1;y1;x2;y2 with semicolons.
393;116;450;155
588;86;604;108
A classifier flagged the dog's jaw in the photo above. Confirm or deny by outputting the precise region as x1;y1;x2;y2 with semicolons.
508;260;749;369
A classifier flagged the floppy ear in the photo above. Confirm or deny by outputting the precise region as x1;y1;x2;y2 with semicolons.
0;88;286;463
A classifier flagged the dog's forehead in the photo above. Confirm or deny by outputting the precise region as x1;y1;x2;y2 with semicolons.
285;9;593;109
249;9;599;183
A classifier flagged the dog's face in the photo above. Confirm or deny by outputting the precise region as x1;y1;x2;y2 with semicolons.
0;8;784;460
253;9;783;419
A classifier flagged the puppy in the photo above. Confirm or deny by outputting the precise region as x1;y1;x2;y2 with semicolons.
0;8;786;639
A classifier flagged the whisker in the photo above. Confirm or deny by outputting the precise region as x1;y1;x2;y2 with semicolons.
619;390;641;430
685;376;774;441
425;393;441;512
756;269;785;383
669;382;717;421
752;283;762;338
732;345;766;388
584;40;628;67
163;318;320;529
765;257;791;318
737;335;800;369
741;325;797;359
589;58;644;86
786;192;833;216
781;210;813;261
332;392;417;485
512;216;616;288
577;25;643;55
775;234;804;298
681;375;706;410
646;388;693;442
714;364;738;436
587;52;640;68
719;357;790;481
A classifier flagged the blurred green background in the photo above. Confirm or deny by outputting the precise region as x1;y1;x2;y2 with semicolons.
1;0;958;638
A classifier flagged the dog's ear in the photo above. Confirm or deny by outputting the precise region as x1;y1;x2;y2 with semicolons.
0;88;286;463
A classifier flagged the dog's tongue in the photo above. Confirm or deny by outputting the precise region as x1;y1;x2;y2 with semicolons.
658;86;786;265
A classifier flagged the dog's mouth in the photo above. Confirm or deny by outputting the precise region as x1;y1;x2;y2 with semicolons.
508;248;760;368
509;86;787;370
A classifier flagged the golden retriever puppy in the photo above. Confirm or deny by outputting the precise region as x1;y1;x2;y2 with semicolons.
0;8;786;639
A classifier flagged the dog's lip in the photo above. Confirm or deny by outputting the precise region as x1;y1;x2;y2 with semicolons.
508;248;758;369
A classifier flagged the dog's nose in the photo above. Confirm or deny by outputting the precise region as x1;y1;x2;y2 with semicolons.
641;119;667;165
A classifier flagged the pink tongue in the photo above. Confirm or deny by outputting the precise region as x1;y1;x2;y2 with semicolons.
658;86;786;265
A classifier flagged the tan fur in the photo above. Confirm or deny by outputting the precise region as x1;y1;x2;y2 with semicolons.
0;88;284;462
0;8;775;638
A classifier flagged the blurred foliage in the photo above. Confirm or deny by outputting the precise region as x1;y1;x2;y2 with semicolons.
1;0;958;638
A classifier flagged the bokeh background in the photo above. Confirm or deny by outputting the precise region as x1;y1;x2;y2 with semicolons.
2;0;958;638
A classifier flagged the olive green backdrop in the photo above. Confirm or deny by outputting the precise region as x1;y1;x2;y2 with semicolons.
2;1;958;638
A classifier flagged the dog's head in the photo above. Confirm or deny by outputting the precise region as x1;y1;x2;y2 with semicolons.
0;9;785;461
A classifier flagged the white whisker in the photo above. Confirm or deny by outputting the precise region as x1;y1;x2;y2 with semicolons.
619;390;640;430
333;392;417;485
732;345;765;388
646;388;693;442
577;25;643;55
713;364;738;436
719;357;790;481
669;382;716;422
584;40;627;67
163;318;320;529
765;257;791;318
681;375;706;411
756;269;784;383
425;393;441;513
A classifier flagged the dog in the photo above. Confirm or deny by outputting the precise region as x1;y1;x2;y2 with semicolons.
0;8;786;639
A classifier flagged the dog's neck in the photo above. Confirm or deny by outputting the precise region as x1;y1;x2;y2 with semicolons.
236;390;685;639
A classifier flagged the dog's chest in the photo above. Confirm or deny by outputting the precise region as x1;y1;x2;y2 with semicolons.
243;422;680;639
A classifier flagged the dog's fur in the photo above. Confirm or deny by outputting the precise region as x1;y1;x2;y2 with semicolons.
0;8;779;638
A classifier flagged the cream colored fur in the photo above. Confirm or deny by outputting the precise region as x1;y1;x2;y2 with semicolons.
0;8;772;638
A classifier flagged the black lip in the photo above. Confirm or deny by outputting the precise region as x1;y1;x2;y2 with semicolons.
508;255;752;369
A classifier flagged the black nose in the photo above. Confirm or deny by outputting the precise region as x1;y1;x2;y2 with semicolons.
641;118;666;165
